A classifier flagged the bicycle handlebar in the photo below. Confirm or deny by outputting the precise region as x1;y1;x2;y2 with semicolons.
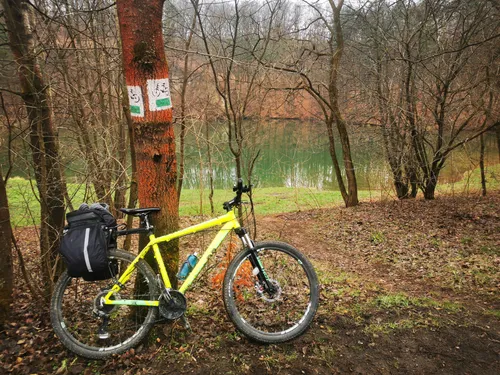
118;179;251;234
223;178;252;211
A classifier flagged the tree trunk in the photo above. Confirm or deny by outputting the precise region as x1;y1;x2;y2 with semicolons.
423;182;436;200
336;118;358;207
0;170;13;325
329;1;358;207
205;119;215;215
116;0;179;285
3;0;66;297
480;133;487;196
376;50;410;200
177;10;197;202
325;117;348;200
409;168;418;198
394;176;410;199
423;168;440;200
496;123;500;162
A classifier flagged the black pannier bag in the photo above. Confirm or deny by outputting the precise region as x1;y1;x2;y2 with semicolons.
59;204;118;281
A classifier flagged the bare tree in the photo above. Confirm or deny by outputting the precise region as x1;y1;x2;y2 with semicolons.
356;0;499;199
3;0;66;296
163;0;200;201
191;0;280;186
253;0;360;206
355;0;418;198
37;0;128;213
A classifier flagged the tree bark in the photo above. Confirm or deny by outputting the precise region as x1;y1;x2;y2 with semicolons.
0;170;13;325
3;0;66;297
116;0;179;285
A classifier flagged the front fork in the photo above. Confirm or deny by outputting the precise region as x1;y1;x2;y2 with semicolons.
235;228;276;294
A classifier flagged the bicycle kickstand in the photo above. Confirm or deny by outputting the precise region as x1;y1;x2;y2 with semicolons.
180;315;192;333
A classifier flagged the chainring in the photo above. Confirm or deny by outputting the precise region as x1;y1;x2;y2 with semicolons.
159;290;187;320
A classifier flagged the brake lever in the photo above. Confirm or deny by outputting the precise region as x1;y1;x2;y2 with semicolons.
242;184;252;193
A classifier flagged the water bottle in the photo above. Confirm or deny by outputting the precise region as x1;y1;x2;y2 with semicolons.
177;253;198;280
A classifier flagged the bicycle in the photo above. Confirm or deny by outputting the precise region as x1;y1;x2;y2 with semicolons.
50;180;320;359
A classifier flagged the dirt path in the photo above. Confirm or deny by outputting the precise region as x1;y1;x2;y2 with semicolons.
260;195;499;309
1;193;499;374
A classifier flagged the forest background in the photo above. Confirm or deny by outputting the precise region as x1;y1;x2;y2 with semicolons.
0;0;499;373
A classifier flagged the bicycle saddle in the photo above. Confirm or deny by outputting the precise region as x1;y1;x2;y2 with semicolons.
119;207;161;216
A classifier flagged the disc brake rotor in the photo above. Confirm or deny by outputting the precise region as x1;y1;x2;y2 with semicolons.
256;279;282;303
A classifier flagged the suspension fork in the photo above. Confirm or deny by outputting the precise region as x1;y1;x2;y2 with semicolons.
235;228;276;294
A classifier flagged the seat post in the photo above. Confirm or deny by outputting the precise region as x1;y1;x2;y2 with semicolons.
140;214;154;234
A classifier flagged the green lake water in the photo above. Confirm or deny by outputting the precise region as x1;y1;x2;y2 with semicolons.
2;120;498;191
180;121;499;190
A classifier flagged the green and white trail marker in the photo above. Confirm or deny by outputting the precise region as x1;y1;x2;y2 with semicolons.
127;86;144;117
147;78;172;111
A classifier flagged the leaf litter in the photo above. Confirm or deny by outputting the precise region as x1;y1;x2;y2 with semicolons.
1;192;499;374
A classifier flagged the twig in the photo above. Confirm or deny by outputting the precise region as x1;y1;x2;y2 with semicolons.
11;230;44;301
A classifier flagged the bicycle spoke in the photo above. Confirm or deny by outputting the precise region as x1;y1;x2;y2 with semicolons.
224;241;319;342
51;250;158;359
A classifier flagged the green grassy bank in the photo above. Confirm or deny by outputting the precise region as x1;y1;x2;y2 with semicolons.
6;164;499;227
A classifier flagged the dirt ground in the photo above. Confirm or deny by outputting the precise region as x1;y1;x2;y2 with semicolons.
1;192;499;374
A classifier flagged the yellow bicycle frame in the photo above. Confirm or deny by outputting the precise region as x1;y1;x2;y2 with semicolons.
103;210;241;307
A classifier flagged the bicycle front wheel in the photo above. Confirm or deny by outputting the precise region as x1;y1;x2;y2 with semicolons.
223;241;319;343
50;249;158;359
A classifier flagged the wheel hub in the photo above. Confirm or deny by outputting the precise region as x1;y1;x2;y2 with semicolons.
255;279;282;302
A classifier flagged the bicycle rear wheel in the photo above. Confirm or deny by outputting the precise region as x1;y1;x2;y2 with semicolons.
50;249;158;359
223;241;319;343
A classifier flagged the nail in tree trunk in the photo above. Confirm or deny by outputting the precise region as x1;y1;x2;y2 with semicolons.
116;0;179;285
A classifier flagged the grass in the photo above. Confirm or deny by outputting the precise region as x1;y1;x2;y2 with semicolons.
180;187;376;217
370;231;385;245
7;178;41;227
438;163;500;194
485;309;500;319
374;293;413;309
316;263;466;335
5;177;376;227
372;293;462;312
6;163;498;227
